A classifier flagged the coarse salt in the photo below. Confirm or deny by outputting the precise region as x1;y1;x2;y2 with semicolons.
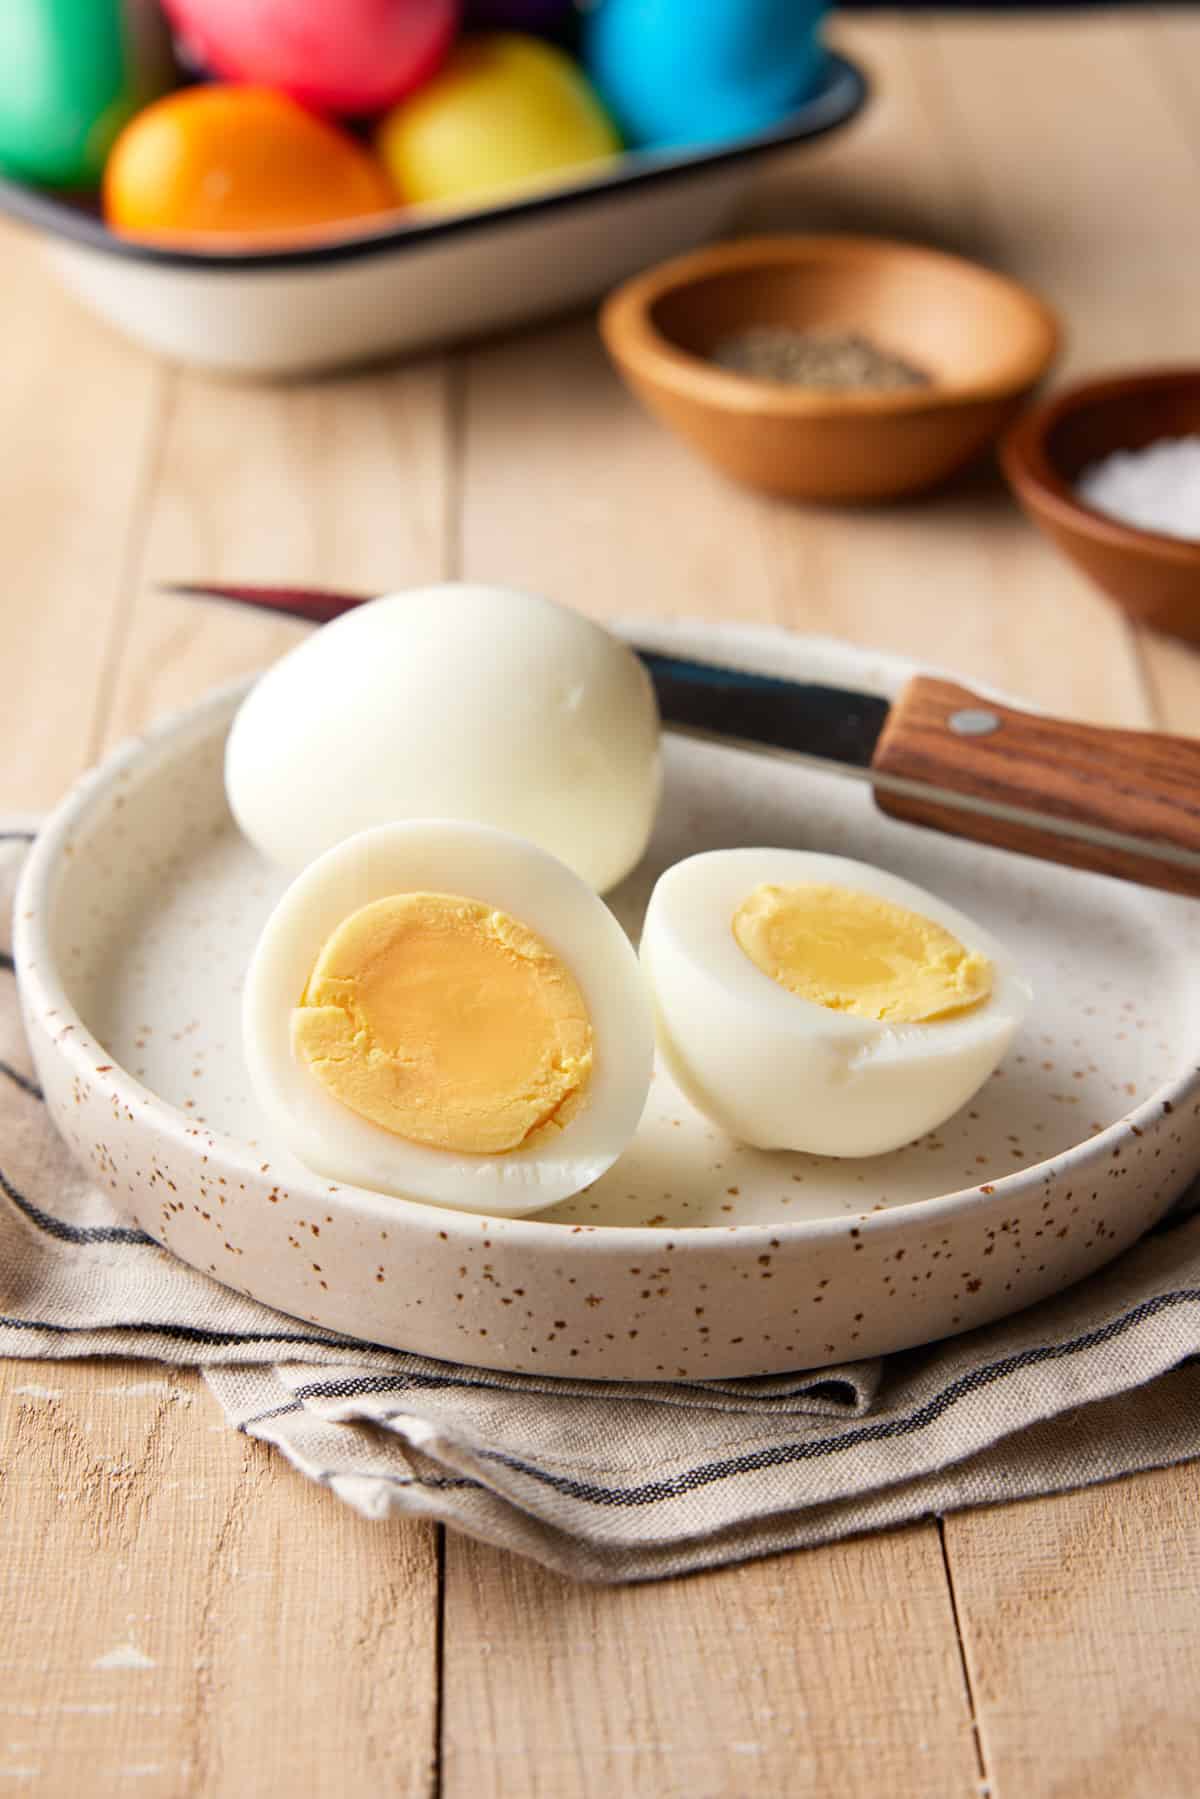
1075;435;1200;541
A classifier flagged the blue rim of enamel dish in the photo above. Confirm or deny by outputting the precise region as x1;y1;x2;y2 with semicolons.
0;53;866;275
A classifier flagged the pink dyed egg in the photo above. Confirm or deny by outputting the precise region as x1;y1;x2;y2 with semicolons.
162;0;460;115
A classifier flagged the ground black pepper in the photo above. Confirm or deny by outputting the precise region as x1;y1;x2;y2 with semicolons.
712;327;932;392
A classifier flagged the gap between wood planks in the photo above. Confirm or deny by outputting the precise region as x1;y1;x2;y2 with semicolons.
81;367;178;777
433;1522;448;1799
937;1520;987;1789
921;13;1200;1797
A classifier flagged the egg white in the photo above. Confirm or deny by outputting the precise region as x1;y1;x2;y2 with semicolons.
243;821;654;1215
640;849;1033;1157
225;584;661;894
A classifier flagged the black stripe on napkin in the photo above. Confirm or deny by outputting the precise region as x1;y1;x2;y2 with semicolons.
0;1164;158;1247
272;1285;1200;1509
293;1370;536;1404
317;1467;478;1494
239;1371;512;1431
481;1289;1200;1507
0;1059;42;1101
0;1314;361;1351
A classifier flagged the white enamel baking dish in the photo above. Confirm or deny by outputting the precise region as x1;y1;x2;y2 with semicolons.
0;54;866;377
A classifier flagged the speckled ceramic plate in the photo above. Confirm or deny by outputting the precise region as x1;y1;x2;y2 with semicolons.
16;625;1200;1378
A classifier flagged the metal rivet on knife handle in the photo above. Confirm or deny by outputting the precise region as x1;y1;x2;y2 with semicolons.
949;708;1001;738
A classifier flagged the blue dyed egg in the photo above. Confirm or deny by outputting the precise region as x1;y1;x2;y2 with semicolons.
583;0;828;152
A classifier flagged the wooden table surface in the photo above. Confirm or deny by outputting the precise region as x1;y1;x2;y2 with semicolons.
4;11;1200;1795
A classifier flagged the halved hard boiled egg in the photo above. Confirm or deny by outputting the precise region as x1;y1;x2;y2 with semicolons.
641;850;1032;1157
243;821;654;1214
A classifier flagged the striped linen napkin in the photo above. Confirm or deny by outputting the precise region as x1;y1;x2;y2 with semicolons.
4;830;1200;1583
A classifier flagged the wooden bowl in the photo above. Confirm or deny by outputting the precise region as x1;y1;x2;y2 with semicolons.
1002;369;1200;646
599;235;1059;502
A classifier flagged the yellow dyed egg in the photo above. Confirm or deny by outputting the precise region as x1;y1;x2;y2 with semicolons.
376;33;621;210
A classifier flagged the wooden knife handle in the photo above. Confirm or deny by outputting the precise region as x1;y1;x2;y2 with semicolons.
872;676;1200;897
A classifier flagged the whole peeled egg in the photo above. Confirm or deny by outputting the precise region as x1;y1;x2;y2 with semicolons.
641;849;1032;1157
225;584;661;895
243;820;654;1213
161;0;459;115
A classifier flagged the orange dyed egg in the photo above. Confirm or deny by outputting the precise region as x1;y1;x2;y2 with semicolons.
103;86;396;243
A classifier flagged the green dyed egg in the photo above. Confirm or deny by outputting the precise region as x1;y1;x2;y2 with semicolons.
0;0;176;188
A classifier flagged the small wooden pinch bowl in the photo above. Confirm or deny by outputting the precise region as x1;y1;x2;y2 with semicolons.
600;234;1060;502
1002;368;1200;646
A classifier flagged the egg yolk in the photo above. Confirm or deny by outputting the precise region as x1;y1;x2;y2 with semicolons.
732;883;993;1022
292;892;593;1154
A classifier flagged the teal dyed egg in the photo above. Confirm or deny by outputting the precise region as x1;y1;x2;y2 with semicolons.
583;0;827;152
0;0;175;188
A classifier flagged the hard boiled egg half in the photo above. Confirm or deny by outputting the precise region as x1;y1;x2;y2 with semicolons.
641;850;1032;1157
243;821;654;1215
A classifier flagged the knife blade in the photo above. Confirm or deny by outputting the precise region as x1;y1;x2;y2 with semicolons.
163;581;1200;898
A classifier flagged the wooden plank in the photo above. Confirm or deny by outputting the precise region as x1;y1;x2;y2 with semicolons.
442;1528;979;1799
928;12;1200;367
0;222;166;811
444;21;980;1799
742;12;979;254
1144;4;1200;125
1138;634;1200;742
2;356;452;1792
942;1466;1200;1799
921;5;1194;730
0;1362;438;1797
1125;8;1200;733
101;356;450;745
456;312;782;629
925;16;1200;1797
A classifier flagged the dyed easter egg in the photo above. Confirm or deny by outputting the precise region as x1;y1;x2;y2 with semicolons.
0;0;175;188
103;86;395;241
161;0;459;115
377;34;619;210
583;0;828;151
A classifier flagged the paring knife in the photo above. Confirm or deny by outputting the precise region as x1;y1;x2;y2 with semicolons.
164;581;1200;899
